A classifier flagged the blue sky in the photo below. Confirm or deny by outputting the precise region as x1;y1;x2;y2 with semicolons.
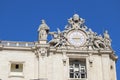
0;0;120;79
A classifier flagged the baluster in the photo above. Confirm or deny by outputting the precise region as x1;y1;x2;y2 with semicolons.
26;43;28;47
7;42;10;46
16;42;19;46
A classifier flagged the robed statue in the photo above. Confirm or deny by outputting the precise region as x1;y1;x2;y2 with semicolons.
38;20;49;40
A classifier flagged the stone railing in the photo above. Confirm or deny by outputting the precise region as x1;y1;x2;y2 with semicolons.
0;41;35;47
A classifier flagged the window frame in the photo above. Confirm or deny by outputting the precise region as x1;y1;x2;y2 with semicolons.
69;58;87;79
9;61;25;78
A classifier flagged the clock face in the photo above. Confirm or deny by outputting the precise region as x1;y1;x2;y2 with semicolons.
67;30;86;47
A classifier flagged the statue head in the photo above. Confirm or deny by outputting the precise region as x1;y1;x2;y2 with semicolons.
38;19;49;31
41;20;46;24
105;30;108;34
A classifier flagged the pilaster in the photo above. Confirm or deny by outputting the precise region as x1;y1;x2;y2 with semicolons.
101;54;110;80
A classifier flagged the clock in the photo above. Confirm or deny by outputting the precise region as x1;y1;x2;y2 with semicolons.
67;30;87;47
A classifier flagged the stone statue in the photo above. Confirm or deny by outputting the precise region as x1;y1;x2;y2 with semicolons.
49;28;67;47
38;20;49;40
87;28;95;44
93;35;106;49
104;30;110;39
103;30;111;47
87;28;96;50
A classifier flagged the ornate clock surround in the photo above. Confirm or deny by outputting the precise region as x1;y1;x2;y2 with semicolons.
67;29;87;47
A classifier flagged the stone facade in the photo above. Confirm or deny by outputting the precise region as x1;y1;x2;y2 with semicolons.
0;14;118;80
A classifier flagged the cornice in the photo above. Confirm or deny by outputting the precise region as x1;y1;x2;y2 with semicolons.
1;46;32;51
49;47;113;54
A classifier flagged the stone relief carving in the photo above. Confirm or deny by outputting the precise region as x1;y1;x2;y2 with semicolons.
93;35;106;50
67;14;86;30
87;29;112;50
38;20;49;40
48;14;112;50
35;48;47;57
62;52;68;66
49;28;67;47
88;53;94;67
40;48;47;56
34;50;39;58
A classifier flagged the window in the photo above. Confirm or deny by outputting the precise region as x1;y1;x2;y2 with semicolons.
69;59;87;79
9;62;24;77
11;63;23;72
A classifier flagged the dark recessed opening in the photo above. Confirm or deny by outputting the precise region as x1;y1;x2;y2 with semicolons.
15;64;19;69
